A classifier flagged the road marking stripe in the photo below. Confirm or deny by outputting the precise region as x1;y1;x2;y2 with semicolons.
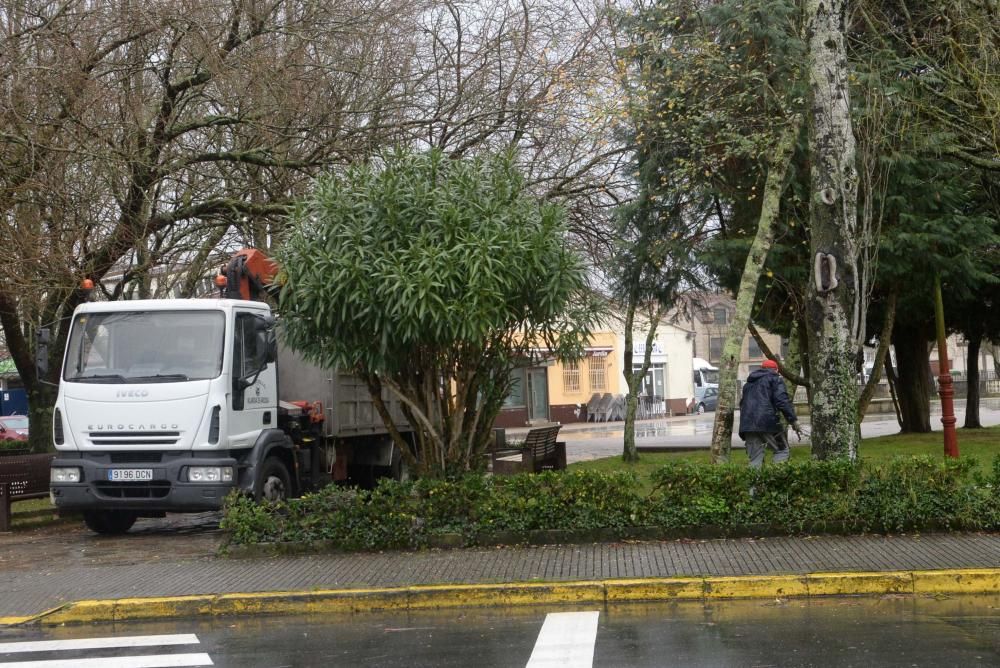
526;611;599;668
0;634;200;654
0;653;213;668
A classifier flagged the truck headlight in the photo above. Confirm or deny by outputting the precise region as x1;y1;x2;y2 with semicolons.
51;467;81;483
187;466;233;483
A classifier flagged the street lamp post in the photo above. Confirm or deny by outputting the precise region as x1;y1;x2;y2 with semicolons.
933;275;959;458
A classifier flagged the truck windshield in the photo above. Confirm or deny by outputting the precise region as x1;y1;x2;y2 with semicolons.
63;311;225;383
701;369;720;385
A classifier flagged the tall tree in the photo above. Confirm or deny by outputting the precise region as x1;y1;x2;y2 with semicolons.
277;150;598;478
620;0;808;461
609;170;709;462
803;0;862;459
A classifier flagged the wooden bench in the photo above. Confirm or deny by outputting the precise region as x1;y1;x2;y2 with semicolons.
0;453;54;531
491;425;565;475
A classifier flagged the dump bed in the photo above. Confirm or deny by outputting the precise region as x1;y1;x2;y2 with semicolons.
276;346;408;438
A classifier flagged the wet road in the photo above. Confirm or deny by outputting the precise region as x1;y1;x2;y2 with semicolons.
0;512;223;573
2;595;999;667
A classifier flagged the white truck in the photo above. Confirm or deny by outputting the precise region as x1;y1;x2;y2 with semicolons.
46;252;408;534
691;357;720;413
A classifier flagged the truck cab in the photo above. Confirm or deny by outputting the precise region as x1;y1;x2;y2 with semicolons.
49;298;291;533
691;357;720;413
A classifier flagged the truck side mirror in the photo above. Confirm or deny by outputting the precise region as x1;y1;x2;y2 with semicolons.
266;335;277;364
254;315;277;364
36;328;51;377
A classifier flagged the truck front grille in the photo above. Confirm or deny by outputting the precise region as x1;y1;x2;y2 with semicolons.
87;431;181;447
109;452;162;464
94;481;171;499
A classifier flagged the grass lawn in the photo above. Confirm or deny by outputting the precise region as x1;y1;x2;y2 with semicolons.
4;496;73;530
569;426;1000;494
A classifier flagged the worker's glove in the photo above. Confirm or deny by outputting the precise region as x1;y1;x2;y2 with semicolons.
791;423;803;441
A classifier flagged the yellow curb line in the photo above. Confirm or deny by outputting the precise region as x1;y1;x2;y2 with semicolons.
5;569;1000;627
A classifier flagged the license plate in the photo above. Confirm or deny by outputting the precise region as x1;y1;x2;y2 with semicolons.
108;468;153;482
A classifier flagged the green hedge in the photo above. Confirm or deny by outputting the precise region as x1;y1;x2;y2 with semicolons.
220;456;1000;550
0;439;28;451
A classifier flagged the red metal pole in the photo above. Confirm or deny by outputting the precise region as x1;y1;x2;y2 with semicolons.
933;275;959;458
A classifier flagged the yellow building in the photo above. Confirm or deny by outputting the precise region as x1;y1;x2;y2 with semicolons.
494;321;695;427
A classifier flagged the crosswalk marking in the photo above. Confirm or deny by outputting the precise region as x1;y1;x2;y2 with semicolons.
0;653;213;668
0;634;200;654
0;633;212;668
526;611;600;668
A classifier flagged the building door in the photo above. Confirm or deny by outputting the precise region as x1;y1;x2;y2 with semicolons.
527;368;549;422
633;363;666;398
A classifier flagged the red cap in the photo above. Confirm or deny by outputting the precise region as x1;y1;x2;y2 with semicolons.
762;359;779;370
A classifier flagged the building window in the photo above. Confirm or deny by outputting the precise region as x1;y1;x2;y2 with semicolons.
713;307;728;325
633;363;666;398
588;357;606;391
748;338;763;359
563;359;581;393
504;368;526;408
709;337;724;362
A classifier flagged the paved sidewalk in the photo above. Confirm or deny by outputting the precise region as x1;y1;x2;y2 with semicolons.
2;513;999;625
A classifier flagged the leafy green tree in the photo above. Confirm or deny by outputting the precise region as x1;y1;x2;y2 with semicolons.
276;149;597;478
877;158;1000;432
608;163;710;463
620;0;807;461
855;0;999;172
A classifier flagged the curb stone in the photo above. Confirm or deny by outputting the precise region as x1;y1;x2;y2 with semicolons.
4;568;1000;627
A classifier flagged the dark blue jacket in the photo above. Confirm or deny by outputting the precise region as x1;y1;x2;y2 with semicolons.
738;368;797;438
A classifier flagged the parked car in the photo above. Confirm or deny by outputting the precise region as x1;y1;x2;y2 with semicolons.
696;387;719;414
0;415;29;441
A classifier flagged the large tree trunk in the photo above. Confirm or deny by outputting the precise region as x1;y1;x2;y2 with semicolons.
893;327;933;433
709;120;799;463
804;0;861;460
963;331;982;429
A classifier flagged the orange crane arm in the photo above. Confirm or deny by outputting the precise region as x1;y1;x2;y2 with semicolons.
218;248;280;301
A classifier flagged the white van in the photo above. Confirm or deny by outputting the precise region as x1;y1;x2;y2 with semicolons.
691;357;719;412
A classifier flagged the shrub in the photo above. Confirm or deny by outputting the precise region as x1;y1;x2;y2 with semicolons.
854;456;994;532
221;457;998;550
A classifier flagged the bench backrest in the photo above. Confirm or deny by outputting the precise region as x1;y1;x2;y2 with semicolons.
523;425;561;458
0;453;54;498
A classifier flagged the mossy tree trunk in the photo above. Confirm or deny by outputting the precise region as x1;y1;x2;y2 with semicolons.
803;0;861;460
709;120;799;463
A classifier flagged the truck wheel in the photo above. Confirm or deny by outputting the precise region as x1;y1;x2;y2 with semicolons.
390;448;410;482
257;457;291;502
83;510;137;535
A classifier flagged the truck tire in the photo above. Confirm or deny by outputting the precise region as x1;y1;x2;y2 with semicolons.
83;510;137;535
257;457;291;502
390;450;410;482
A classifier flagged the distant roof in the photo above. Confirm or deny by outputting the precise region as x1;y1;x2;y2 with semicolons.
693;357;718;371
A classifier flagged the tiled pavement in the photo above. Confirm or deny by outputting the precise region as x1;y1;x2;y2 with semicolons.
2;512;999;619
